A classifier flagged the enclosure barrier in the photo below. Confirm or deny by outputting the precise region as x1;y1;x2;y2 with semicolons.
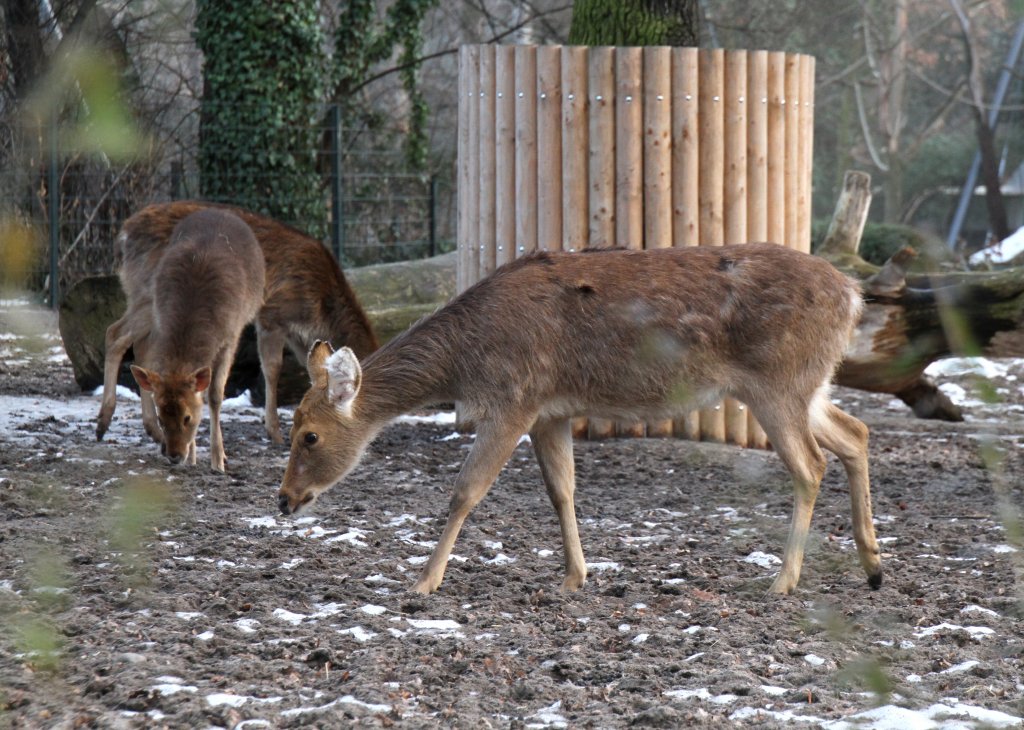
457;45;815;447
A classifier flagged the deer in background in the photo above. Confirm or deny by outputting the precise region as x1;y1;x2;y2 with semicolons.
96;201;379;447
127;209;264;471
277;243;883;596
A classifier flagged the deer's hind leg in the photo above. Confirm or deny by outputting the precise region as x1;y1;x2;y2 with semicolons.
811;400;882;589
96;314;135;441
531;417;587;592
255;324;287;444
412;417;533;595
751;402;828;595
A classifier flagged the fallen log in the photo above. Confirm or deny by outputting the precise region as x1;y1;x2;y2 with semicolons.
824;171;1024;421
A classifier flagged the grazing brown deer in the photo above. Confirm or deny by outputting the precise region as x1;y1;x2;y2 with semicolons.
96;201;378;446
127;209;265;471
277;243;883;596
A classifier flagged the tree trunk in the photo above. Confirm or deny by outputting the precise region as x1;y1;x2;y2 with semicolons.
568;0;699;46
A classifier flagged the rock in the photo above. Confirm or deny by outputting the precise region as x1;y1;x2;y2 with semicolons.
57;275;128;392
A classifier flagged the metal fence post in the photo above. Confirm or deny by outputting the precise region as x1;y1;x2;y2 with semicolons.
429;174;437;257
48;105;60;309
329;104;344;261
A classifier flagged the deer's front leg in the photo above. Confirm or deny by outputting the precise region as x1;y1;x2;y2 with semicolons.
207;352;232;472
531;417;587;592
411;418;531;594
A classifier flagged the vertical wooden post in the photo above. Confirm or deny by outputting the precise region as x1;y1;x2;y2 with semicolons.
798;55;816;253
784;53;800;252
671;47;701;440
644;46;674;438
537;45;563;252
615;47;644;251
698;48;725;443
457;46;478;294
515;46;538;260
478;45;497;280
563;45;590;438
587;47;617;440
767;52;786;249
746;50;770;449
563;46;590;254
587;47;616;249
495;45;516;268
615;46;645;438
722;50;748;447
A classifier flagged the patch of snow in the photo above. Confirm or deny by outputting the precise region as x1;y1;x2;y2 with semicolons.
338;626;377;642
744;551;782;568
992;544;1019;554
480;552;516;565
406;618;462;636
206;693;249;708
395;411;456;426
913;623;995;640
234;618;260;634
273;608;307;625
91;384;141;402
174;612;204;620
804;654;826;666
196;631;215;641
527;700;568;728
221;390;254;409
731;707;826;724
960;604;998;617
359;604;387;616
925;356;1010;380
824;701;1023;729
940;660;980;674
281;695;391;717
968;226;1024;266
586;561;621;572
152;681;198;696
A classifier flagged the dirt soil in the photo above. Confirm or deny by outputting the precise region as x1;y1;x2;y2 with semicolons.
1;300;1023;729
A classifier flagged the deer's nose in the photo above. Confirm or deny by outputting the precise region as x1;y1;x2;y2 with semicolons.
166;453;184;465
278;493;292;515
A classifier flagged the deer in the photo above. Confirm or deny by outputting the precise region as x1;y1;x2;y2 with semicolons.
277;243;884;596
96;201;379;447
126;209;265;471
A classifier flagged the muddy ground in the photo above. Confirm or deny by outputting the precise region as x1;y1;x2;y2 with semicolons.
1;300;1023;729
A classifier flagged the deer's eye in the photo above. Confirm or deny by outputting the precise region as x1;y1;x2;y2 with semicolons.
303;432;319;446
183;414;192;425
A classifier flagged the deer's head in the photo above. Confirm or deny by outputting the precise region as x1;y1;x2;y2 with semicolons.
277;342;373;515
130;365;209;464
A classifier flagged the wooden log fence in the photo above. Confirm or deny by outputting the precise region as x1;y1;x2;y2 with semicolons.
457;45;815;447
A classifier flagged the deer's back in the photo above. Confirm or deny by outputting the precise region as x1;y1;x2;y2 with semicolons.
117;202;377;357
384;244;860;419
149;210;264;367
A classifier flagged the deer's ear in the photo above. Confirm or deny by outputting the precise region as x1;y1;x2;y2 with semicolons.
131;365;159;392
193;367;212;393
307;340;335;387
325;346;362;416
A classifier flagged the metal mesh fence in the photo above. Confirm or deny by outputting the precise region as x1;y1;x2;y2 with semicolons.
0;103;454;306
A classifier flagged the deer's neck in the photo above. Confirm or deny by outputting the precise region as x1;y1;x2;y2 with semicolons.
356;317;459;422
